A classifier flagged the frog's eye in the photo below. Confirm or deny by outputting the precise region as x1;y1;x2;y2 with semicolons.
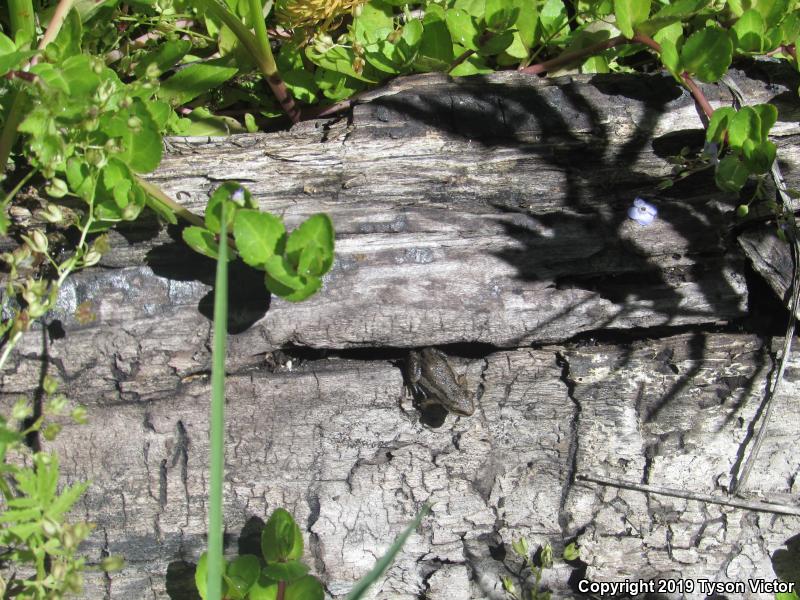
628;197;658;226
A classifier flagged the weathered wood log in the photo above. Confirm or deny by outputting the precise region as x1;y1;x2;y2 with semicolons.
2;64;800;599
40;334;800;598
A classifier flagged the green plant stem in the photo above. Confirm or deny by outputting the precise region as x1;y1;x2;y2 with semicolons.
7;0;35;45
1;0;74;177
246;0;300;124
0;331;23;372
204;0;300;123
206;202;229;600
0;89;28;178
36;0;74;54
1;166;37;206
0;214;91;373
277;580;287;600
136;177;205;228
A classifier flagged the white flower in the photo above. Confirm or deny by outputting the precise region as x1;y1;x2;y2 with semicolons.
231;188;246;206
628;197;658;226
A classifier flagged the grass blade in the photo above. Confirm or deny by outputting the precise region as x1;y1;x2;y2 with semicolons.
207;198;229;600
345;504;430;600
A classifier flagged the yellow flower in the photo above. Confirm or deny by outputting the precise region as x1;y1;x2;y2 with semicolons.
274;0;366;29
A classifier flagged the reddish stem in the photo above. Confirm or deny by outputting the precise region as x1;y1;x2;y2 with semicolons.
277;580;286;600
680;72;715;119
631;32;714;120
267;73;301;124
304;98;352;119
520;35;626;75
630;32;661;53
449;48;476;73
4;70;38;82
303;29;716;127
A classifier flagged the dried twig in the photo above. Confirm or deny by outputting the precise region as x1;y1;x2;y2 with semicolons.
578;473;800;516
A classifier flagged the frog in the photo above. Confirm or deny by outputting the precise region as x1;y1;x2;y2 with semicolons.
406;347;474;416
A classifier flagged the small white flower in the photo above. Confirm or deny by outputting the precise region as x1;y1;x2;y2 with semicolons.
231;188;246;206
628;197;658;226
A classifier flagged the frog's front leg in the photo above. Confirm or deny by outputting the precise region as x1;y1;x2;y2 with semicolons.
406;351;425;398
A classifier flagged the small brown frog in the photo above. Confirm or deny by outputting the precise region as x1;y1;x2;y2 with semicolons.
406;348;474;416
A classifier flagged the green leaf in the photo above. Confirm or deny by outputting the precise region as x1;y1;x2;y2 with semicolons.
449;49;492;76
614;0;651;38
205;182;255;234
144;194;179;225
732;9;766;52
180;107;249;136
539;0;569;39
581;55;610;73
753;0;789;27
133;39;193;79
414;6;454;72
283;69;319;104
728;106;760;149
158;57;239;106
99;98;162;173
144;100;173;131
653;20;684;48
446;8;480;51
45;481;89;520
743;139;776;174
262;560;309;582
752;103;778;140
263;256;322;302
679;26;733;82
516;0;541;49
195;552;228;600
0;34;34;77
65;158;96;201
658;38;680;74
715;155;750;192
35;454;59;504
182;226;230;260
706;106;736;143
285;575;325;600
306;45;379;83
345;504;430;600
314;68;365;102
94;159;144;222
233;209;286;269
248;573;279;600
478;30;515;56
638;0;707;34
354;0;395;48
650;0;709;19
284;214;334;277
224;554;260;598
500;31;531;61
261;508;304;562
453;0;485;18
60;54;106;99
485;0;522;32
0;32;16;55
48;8;82;60
779;13;800;46
563;542;580;561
